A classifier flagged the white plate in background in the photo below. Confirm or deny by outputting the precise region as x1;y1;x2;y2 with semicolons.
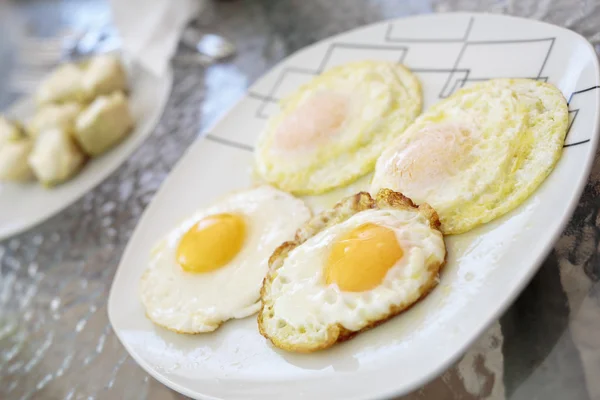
0;61;172;240
109;13;599;400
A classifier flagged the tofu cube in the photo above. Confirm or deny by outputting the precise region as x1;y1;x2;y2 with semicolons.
82;54;128;97
35;64;87;106
28;128;85;186
75;92;134;157
26;103;82;139
0;137;34;182
0;116;23;148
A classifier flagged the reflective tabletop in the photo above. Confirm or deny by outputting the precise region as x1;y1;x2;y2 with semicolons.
1;0;600;399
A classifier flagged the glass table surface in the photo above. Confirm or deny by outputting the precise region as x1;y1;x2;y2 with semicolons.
1;0;599;399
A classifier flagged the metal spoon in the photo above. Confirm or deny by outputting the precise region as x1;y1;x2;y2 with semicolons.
180;26;236;61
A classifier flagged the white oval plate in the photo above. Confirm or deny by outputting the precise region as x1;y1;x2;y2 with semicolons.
0;61;172;240
109;13;600;400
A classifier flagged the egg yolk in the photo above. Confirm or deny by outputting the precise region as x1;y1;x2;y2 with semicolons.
176;213;246;273
274;91;349;151
324;223;403;292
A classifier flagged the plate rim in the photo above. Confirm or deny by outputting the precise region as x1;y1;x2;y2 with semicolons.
108;11;600;400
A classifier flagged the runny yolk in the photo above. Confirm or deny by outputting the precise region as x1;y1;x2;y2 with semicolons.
176;213;246;273
274;91;349;151
324;223;403;292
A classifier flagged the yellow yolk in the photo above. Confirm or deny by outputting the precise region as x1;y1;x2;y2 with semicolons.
324;223;403;292
274;91;348;151
176;213;246;273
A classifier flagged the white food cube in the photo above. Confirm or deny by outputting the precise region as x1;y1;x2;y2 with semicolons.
35;64;87;106
82;54;128;97
75;92;134;157
26;103;82;139
28;128;85;186
0;116;23;148
0;138;34;182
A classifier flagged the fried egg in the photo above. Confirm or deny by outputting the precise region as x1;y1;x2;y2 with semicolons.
140;186;311;333
258;190;445;352
371;79;569;235
255;61;422;195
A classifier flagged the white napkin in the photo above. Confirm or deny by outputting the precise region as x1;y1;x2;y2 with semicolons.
108;0;204;77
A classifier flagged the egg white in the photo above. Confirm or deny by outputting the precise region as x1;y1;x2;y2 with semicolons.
255;61;422;195
260;208;445;345
372;78;569;234
139;186;311;333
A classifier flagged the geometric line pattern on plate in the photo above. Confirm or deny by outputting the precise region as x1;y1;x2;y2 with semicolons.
250;43;408;119
249;16;557;118
385;18;471;43
204;133;254;152
563;85;600;147
244;17;591;151
386;18;554;98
